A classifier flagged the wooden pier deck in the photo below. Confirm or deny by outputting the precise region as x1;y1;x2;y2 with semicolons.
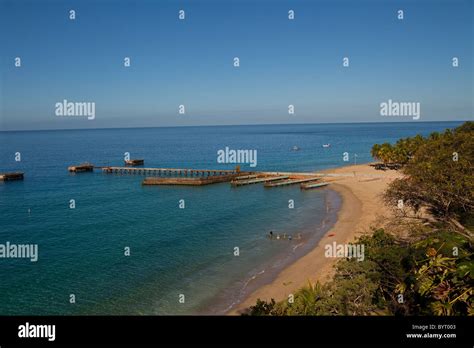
301;182;329;190
102;166;243;177
264;177;320;188
0;172;24;181
231;175;289;186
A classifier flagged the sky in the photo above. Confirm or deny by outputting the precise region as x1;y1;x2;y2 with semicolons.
0;0;472;130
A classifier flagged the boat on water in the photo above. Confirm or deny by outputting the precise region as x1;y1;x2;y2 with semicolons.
322;144;331;148
291;146;300;151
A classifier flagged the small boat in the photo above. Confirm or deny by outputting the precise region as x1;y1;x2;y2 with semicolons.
322;144;331;148
291;146;300;151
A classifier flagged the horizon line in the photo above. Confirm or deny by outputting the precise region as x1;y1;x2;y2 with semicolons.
0;119;469;133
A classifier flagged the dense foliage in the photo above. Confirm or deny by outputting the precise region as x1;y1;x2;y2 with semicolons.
247;228;473;316
247;122;473;316
382;122;473;233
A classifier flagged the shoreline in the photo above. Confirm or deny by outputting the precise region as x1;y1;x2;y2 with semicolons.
198;188;342;315
228;163;402;314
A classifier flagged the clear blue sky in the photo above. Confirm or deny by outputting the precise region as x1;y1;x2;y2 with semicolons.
0;0;472;130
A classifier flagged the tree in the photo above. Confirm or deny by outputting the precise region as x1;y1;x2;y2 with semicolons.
371;143;382;161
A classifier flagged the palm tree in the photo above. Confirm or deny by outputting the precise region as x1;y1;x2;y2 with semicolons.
371;144;381;161
378;143;393;165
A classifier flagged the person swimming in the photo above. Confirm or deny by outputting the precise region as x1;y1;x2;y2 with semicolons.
267;231;298;241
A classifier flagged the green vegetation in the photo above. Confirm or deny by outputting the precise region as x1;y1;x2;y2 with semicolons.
248;229;473;316
370;134;425;166
382;122;473;236
247;122;473;316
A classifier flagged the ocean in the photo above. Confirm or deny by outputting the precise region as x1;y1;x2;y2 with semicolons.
0;121;462;315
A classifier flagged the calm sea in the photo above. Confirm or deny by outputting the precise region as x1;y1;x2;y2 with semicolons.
0;121;461;314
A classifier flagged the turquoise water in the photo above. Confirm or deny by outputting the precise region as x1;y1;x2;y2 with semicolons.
0;122;462;314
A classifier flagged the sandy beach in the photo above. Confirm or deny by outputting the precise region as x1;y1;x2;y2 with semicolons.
230;163;403;314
